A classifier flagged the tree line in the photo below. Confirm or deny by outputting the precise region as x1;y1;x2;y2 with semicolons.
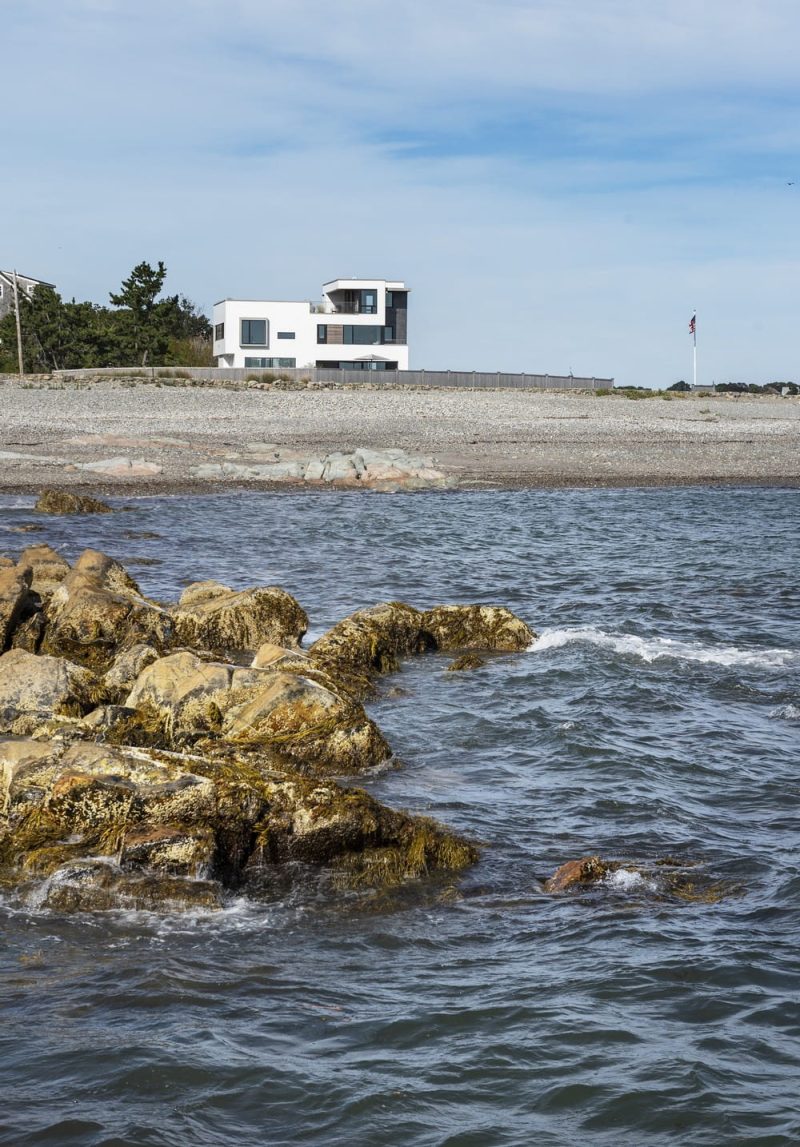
0;261;212;373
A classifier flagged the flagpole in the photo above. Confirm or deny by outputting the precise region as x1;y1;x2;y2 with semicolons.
689;311;697;388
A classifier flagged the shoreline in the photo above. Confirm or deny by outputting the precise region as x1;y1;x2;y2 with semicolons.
1;380;799;495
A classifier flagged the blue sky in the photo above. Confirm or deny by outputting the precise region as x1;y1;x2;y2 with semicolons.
3;0;800;385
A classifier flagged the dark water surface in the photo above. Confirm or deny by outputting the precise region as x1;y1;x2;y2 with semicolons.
1;487;799;1146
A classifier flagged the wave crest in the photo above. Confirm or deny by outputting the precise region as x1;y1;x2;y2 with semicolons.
530;627;798;669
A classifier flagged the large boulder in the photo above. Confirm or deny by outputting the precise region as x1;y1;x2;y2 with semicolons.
0;648;103;731
0;565;34;651
123;651;390;773
0;737;478;911
42;549;172;670
420;605;535;651
171;581;308;655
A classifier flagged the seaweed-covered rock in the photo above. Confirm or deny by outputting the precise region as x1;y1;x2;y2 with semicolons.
16;544;70;600
421;605;535;651
222;669;390;774
0;565;34;651
171;581;308;655
0;648;103;731
34;489;113;515
42;549;171;670
309;602;430;695
124;651;390;773
0;737;478;912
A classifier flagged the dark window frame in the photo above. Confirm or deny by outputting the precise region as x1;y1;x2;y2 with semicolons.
241;318;268;346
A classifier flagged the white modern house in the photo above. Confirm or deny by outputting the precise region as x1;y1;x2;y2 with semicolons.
213;278;409;371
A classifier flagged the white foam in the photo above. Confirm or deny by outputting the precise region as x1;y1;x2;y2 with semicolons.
529;626;798;669
605;868;657;893
770;703;800;721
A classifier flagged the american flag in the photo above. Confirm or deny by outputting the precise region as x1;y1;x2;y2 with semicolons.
689;313;696;335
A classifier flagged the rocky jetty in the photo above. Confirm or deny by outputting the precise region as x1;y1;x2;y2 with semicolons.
0;543;538;912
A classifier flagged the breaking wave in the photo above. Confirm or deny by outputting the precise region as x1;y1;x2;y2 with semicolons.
530;626;798;669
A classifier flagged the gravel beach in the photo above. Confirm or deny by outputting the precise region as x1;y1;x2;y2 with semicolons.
1;378;799;493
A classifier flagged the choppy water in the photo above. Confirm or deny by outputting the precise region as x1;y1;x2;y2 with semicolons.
1;486;799;1146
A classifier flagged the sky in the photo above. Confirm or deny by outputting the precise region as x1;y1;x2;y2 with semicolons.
3;0;800;386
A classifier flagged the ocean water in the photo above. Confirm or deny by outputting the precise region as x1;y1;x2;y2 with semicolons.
1;486;799;1146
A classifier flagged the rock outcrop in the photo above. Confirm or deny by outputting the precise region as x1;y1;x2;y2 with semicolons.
0;737;478;911
0;544;548;912
420;605;535;652
16;543;70;600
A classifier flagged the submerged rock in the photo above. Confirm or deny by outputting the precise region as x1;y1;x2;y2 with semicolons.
446;653;486;672
171;581;308;655
544;854;738;903
34;489;114;515
544;855;608;892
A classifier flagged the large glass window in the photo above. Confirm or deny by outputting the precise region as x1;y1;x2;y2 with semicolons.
343;325;383;344
241;319;267;346
214;322;224;342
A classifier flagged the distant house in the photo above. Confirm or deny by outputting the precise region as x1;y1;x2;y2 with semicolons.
213;278;410;370
0;271;55;321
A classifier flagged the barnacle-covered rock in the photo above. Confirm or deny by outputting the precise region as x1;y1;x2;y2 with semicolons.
171;580;308;655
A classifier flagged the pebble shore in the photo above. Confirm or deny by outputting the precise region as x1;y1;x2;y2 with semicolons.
1;378;799;492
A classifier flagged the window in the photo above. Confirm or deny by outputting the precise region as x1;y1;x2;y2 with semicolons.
317;324;328;343
276;331;295;340
343;325;383;345
244;357;296;368
241;319;267;346
385;291;392;308
214;322;224;342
